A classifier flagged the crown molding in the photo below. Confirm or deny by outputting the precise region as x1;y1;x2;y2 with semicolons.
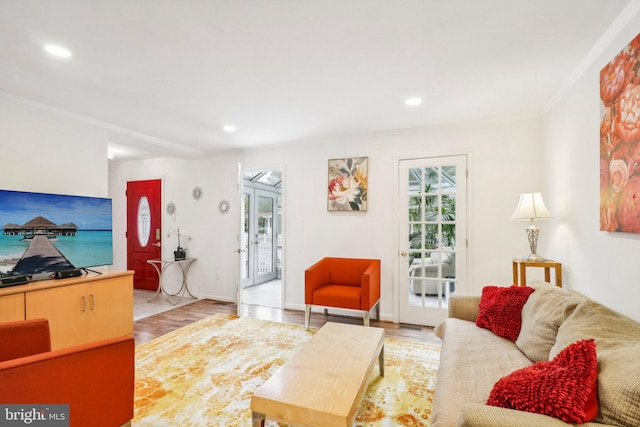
0;90;204;157
544;0;640;113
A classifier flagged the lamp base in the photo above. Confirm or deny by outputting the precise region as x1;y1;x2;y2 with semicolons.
523;253;546;262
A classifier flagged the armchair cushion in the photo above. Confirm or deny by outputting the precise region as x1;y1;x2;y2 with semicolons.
313;285;361;310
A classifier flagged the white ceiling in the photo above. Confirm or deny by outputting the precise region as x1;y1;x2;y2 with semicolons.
0;0;631;161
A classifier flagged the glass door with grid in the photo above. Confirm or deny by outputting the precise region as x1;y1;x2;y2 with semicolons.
398;155;466;326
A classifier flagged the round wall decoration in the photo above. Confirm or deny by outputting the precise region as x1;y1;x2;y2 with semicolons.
218;200;230;214
166;202;176;215
192;186;203;200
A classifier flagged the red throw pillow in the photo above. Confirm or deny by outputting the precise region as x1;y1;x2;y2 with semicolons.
475;285;535;341
487;339;599;424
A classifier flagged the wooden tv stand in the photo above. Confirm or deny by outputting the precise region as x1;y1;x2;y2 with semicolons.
0;270;133;350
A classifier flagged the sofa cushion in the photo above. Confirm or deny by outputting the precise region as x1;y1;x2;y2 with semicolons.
431;318;532;427
458;403;608;427
487;339;599;424
475;286;535;342
515;284;584;362
550;300;640;427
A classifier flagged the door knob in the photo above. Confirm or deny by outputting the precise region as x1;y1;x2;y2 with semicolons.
152;242;161;247
400;251;408;256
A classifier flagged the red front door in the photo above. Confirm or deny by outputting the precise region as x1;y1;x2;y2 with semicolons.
127;179;162;290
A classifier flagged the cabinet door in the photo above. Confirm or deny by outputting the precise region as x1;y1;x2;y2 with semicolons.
86;275;133;341
0;293;25;322
26;284;87;350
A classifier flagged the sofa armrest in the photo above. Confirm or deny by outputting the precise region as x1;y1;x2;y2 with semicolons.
0;318;51;362
0;335;134;427
448;294;480;322
457;403;612;427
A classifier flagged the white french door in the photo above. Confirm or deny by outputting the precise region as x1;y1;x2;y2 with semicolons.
398;155;467;326
242;188;278;288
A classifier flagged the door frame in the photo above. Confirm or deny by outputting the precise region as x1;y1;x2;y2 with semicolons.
237;164;286;312
393;153;473;325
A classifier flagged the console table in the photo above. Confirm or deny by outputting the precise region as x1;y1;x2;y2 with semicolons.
512;259;562;288
147;258;197;304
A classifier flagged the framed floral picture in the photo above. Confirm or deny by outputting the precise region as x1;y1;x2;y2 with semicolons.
327;157;368;211
600;32;640;232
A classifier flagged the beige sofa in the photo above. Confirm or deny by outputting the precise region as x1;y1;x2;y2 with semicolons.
431;282;640;427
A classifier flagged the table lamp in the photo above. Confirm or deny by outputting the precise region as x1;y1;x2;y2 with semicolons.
511;192;553;262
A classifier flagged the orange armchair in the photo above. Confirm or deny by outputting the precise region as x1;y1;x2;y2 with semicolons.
0;318;134;427
305;257;381;330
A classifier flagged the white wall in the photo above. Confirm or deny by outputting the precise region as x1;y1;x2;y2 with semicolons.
0;95;109;196
543;14;640;321
109;116;543;321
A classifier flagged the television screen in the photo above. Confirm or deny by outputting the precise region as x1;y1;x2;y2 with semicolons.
0;189;113;277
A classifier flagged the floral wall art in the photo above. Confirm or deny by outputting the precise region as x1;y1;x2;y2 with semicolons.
327;157;368;211
600;33;640;233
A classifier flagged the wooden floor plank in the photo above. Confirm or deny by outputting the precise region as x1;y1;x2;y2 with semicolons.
133;300;441;345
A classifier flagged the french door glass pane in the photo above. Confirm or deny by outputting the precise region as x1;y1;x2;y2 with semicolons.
425;167;439;193
257;196;274;275
137;196;151;247
242;193;250;280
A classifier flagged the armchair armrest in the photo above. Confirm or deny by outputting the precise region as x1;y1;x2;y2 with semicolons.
305;258;330;303
0;318;51;362
0;336;135;427
360;260;381;310
448;294;480;322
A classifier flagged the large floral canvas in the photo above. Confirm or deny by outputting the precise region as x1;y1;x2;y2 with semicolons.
600;33;640;232
328;157;368;211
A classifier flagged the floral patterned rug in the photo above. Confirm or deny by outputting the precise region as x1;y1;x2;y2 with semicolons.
134;313;441;426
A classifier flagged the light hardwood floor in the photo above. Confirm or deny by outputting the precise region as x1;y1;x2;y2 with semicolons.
133;299;442;346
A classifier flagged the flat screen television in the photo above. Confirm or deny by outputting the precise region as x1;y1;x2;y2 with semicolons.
0;189;113;280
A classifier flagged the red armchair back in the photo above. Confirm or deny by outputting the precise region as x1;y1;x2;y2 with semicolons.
305;257;381;329
0;318;51;362
0;319;134;427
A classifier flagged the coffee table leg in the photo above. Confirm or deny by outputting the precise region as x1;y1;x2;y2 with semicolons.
379;345;384;377
252;411;265;427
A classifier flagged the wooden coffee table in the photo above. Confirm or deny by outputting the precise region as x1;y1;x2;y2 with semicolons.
251;322;385;427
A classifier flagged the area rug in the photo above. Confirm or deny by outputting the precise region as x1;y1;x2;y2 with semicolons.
134;313;441;426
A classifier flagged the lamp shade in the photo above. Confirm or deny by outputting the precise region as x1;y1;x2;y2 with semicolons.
511;193;552;220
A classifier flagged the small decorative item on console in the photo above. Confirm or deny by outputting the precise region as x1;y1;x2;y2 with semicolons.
174;227;187;260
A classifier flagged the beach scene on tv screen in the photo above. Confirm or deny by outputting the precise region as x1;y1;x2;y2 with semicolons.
0;190;113;276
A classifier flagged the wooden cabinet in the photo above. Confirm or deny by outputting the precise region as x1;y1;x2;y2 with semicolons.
0;271;133;351
86;275;133;342
0;293;25;322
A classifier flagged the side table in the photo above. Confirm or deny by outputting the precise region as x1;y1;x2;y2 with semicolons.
147;257;198;304
512;259;562;288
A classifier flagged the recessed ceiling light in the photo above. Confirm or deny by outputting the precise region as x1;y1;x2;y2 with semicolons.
44;44;72;58
223;125;237;133
405;97;422;106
